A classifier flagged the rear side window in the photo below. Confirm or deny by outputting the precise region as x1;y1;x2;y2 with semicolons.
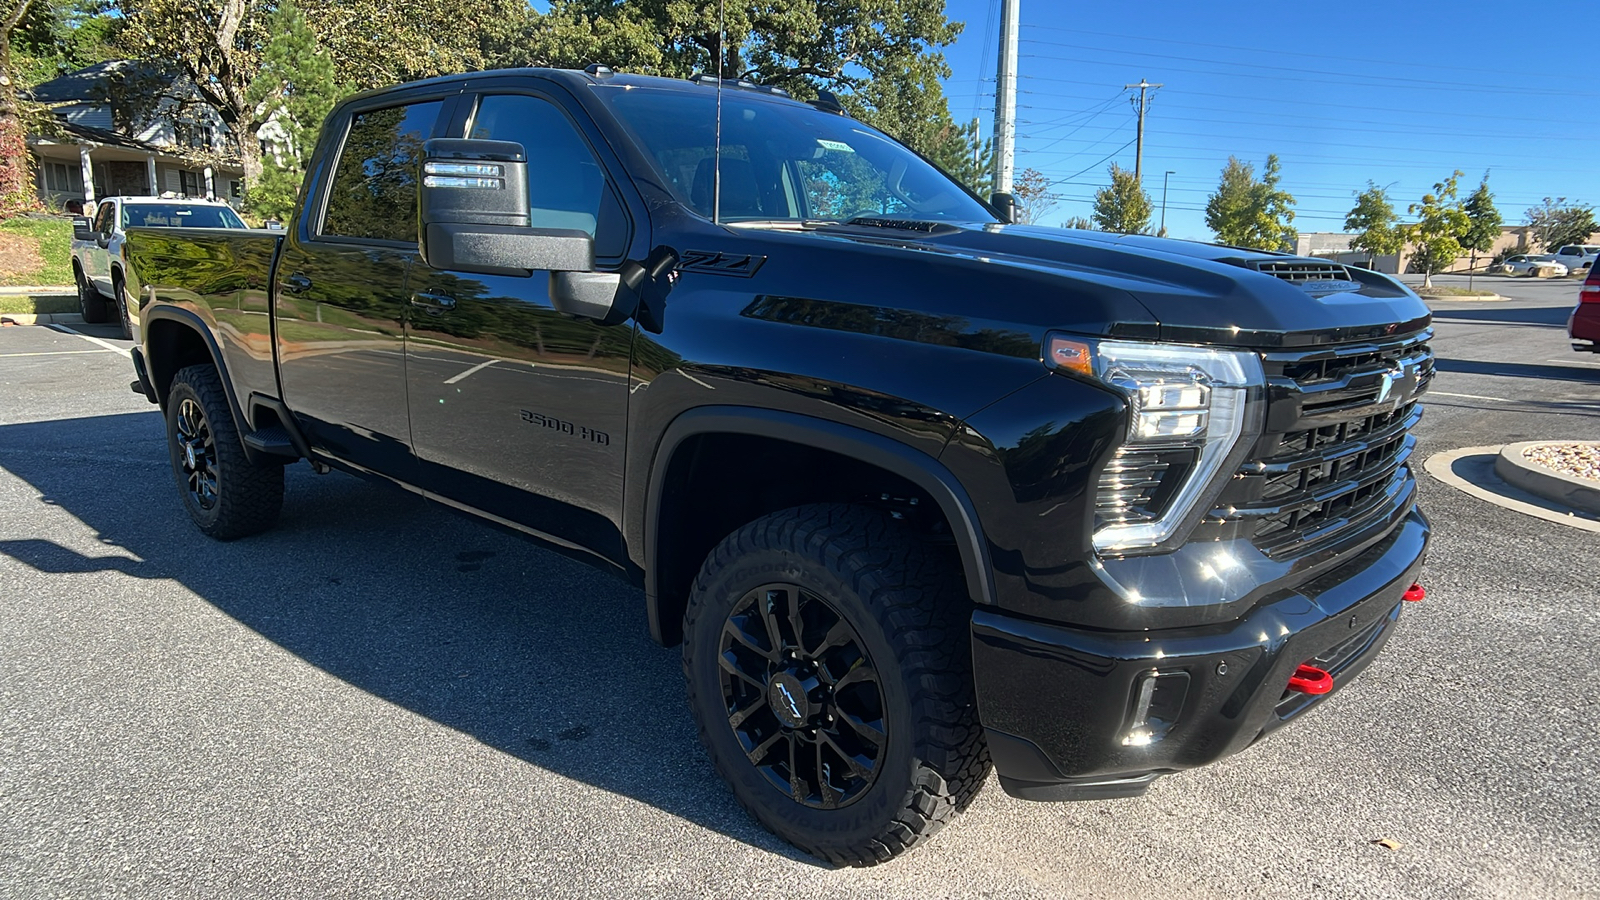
322;100;443;243
467;94;628;259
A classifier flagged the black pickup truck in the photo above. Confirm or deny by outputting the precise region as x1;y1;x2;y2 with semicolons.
123;67;1433;866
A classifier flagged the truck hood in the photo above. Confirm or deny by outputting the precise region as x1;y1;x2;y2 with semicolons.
779;220;1433;349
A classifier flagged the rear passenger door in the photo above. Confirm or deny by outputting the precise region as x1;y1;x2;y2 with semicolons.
403;88;637;561
275;95;450;484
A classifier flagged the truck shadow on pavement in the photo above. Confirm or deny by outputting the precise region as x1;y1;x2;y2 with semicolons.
1431;357;1600;386
0;411;818;865
1429;305;1573;327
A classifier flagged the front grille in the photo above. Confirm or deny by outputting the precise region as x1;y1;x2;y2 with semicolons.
1249;259;1353;283
1218;329;1434;559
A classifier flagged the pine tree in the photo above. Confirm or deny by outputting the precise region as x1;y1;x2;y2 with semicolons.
1204;154;1296;250
244;0;340;220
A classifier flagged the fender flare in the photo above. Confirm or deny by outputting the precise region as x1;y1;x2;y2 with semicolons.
143;305;251;449
643;406;996;644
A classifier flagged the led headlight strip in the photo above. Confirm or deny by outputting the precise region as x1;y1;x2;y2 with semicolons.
1047;335;1265;553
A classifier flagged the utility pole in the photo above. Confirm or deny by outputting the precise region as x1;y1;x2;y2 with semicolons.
1124;77;1163;185
1160;170;1174;236
992;0;1020;194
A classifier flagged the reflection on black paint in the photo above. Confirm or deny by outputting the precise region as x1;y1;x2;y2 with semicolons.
742;295;1038;358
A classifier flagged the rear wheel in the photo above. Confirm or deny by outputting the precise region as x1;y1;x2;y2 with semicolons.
683;504;989;866
75;267;108;323
166;364;284;540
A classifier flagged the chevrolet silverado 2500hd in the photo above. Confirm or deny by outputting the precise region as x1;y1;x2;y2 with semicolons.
122;68;1433;865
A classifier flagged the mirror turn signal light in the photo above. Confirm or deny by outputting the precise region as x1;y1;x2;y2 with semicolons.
1287;664;1333;695
1403;582;1426;602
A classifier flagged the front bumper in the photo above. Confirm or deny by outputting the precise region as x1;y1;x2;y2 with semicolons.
972;507;1429;801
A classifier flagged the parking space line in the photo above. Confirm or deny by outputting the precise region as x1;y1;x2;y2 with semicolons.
1429;390;1512;402
443;359;500;384
47;324;128;353
1547;358;1600;368
0;349;118;358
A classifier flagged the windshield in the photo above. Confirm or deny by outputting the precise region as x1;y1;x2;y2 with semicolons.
122;204;246;229
595;85;996;225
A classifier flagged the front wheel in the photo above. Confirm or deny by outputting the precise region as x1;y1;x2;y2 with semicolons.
683;504;990;866
166;365;284;539
112;274;133;339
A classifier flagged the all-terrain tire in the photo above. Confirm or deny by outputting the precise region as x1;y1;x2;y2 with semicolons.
76;266;108;323
683;503;990;867
166;364;284;540
112;273;133;339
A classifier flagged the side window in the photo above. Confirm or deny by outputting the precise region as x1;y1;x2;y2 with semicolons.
94;201;115;234
467;94;628;259
322;99;443;243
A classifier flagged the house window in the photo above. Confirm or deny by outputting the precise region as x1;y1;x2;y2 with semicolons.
179;170;202;196
229;180;242;199
44;162;84;194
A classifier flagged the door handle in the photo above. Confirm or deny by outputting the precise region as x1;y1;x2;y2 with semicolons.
410;291;457;312
283;273;313;294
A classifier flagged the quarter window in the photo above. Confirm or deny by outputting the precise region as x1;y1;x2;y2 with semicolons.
322;100;443;243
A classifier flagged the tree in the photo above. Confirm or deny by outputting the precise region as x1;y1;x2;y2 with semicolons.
116;0;531;186
1401;170;1470;289
514;0;988;194
1525;197;1598;251
1012;167;1054;225
1203;154;1296;250
1459;172;1502;287
1091;163;1150;234
1061;215;1093;230
1;0;38;217
1344;181;1403;269
244;0;340;220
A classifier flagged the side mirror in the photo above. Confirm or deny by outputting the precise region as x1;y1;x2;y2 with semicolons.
989;192;1017;224
418;138;593;277
72;216;94;241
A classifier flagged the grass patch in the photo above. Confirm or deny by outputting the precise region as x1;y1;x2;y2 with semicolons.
0;293;76;315
0;216;75;287
1417;286;1499;297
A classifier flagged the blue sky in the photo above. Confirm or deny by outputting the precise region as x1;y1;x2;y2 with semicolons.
938;0;1599;240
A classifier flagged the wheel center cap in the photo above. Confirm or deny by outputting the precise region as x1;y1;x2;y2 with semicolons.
183;441;199;471
768;673;809;727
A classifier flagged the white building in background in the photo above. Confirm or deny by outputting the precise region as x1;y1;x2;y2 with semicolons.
23;60;282;212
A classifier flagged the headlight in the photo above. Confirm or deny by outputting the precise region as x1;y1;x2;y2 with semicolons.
1046;334;1264;554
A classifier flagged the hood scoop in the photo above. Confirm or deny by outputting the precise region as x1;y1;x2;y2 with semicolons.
840;217;962;236
1221;257;1366;295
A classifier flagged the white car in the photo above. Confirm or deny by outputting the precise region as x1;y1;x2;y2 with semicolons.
71;195;246;338
1551;244;1599;271
1498;254;1569;277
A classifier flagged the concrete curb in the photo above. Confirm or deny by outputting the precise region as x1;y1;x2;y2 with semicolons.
1494;442;1600;516
0;313;86;326
1418;292;1504;302
0;286;75;295
1424;446;1600;533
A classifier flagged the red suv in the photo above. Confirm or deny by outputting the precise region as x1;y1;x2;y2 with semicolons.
1574;266;1600;352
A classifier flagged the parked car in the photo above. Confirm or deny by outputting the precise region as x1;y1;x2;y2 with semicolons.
1572;265;1600;352
1552;244;1599;271
1498;254;1569;277
120;68;1434;865
71;195;246;338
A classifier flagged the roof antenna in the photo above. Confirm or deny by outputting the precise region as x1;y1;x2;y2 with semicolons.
713;0;724;225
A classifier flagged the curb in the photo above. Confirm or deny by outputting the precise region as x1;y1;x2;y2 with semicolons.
1418;292;1504;302
0;286;75;295
1494;442;1600;515
0;313;87;326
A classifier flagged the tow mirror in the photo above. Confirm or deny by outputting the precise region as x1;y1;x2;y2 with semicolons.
989;192;1017;224
419;138;593;277
72;216;94;241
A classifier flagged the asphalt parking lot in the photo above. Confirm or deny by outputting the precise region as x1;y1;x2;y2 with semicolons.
1;273;1596;899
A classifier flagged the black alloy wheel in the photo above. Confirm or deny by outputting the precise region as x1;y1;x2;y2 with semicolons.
165;364;284;540
719;582;886;809
684;504;990;867
174;396;220;511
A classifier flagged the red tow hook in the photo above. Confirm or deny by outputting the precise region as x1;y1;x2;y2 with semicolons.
1403;582;1426;603
1287;664;1334;695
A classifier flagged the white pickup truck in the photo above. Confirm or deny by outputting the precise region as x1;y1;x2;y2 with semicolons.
71;196;245;337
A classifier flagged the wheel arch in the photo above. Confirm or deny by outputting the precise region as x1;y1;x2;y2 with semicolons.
643;406;995;646
144;306;250;449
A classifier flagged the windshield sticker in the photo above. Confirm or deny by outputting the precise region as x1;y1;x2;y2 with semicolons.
817;139;855;153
